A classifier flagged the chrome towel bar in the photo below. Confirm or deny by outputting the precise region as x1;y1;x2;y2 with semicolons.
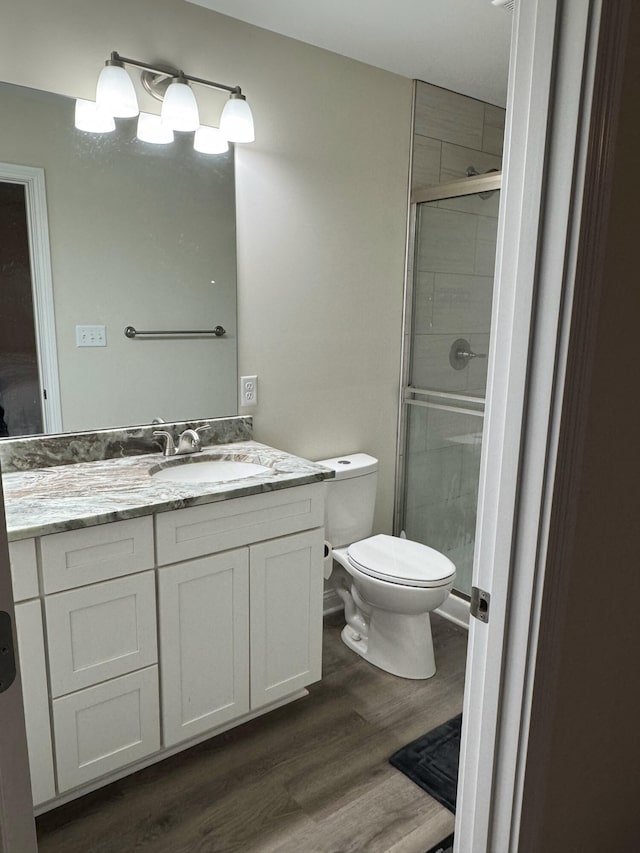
124;325;226;339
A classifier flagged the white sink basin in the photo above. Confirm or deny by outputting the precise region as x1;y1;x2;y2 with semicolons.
151;459;270;484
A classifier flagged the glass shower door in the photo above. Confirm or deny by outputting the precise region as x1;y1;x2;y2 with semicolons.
399;181;500;597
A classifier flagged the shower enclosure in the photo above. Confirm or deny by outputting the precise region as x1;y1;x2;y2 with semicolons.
396;171;501;601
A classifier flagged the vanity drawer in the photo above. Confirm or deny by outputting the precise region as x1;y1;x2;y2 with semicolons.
155;484;325;566
52;666;160;793
45;571;158;697
40;516;154;593
8;538;39;602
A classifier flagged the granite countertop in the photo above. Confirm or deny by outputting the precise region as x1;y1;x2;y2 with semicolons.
2;441;334;542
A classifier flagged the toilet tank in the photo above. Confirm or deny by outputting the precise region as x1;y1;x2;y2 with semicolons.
317;453;378;548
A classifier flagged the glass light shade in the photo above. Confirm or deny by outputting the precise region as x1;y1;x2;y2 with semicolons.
160;80;200;131
95;64;138;117
74;99;116;133
220;96;255;143
137;112;174;144
193;125;229;154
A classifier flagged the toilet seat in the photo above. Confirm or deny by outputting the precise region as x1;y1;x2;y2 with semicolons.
347;534;455;588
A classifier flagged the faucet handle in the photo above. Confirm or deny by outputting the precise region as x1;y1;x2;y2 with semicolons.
153;430;176;456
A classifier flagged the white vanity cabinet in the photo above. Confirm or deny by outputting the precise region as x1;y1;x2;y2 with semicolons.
40;518;161;794
158;549;250;745
249;529;324;708
45;571;158;697
158;528;324;747
46;570;161;792
9;539;56;807
156;485;325;747
14;599;56;806
10;480;326;809
52;667;160;792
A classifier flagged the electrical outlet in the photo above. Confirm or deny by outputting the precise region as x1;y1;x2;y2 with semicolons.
240;375;258;406
76;325;106;347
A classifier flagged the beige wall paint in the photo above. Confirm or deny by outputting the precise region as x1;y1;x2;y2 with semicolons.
0;0;412;532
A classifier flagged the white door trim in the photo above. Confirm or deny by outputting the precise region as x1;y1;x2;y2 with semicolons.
456;1;602;850
0;162;62;434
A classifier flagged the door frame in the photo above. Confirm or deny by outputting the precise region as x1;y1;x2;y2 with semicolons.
0;163;62;434
456;0;609;850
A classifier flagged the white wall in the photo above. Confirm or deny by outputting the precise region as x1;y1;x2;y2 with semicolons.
0;0;412;532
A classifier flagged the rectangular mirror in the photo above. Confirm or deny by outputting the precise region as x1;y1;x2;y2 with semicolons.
0;81;238;439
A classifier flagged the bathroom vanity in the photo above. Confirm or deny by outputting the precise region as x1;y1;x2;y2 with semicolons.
1;418;332;811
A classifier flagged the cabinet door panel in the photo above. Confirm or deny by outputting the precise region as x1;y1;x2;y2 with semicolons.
250;529;324;708
45;571;157;696
14;601;56;806
159;549;250;747
52;667;160;792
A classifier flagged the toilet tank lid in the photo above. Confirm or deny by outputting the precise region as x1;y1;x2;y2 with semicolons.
316;453;378;480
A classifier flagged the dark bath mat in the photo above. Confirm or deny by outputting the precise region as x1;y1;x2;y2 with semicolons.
425;832;454;853
389;713;462;813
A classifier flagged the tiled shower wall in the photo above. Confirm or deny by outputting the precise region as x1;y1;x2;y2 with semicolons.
403;82;505;595
412;82;505;192
408;81;505;392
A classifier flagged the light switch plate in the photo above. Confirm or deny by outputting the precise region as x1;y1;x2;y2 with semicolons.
76;325;106;347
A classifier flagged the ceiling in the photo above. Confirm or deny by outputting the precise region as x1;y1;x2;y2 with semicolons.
186;0;512;107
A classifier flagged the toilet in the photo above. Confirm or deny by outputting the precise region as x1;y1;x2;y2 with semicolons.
319;453;456;680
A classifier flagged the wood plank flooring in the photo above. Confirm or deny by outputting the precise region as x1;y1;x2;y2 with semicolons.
36;613;468;853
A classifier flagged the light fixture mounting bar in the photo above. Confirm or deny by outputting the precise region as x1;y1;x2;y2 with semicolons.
111;51;240;96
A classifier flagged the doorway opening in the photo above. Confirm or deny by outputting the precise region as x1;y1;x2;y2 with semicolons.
0;164;61;436
0;181;44;436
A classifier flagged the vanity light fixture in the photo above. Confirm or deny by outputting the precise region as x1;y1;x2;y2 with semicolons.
194;125;229;154
160;74;200;131
74;98;116;133
220;92;255;144
136;112;174;145
95;56;139;117
74;51;255;152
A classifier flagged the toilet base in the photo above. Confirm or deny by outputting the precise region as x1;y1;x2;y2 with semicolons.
341;609;436;680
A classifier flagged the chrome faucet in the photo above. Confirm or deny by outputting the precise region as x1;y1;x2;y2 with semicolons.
153;426;211;457
176;428;203;455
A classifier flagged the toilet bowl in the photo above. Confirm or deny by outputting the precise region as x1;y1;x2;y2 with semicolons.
318;453;456;680
331;534;455;679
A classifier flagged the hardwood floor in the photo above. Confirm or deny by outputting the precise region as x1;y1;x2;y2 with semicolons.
36;613;468;853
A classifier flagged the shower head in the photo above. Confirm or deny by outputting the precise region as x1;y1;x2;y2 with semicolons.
491;0;515;10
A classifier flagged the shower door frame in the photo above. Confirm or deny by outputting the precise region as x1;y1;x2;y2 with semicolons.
394;170;502;564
